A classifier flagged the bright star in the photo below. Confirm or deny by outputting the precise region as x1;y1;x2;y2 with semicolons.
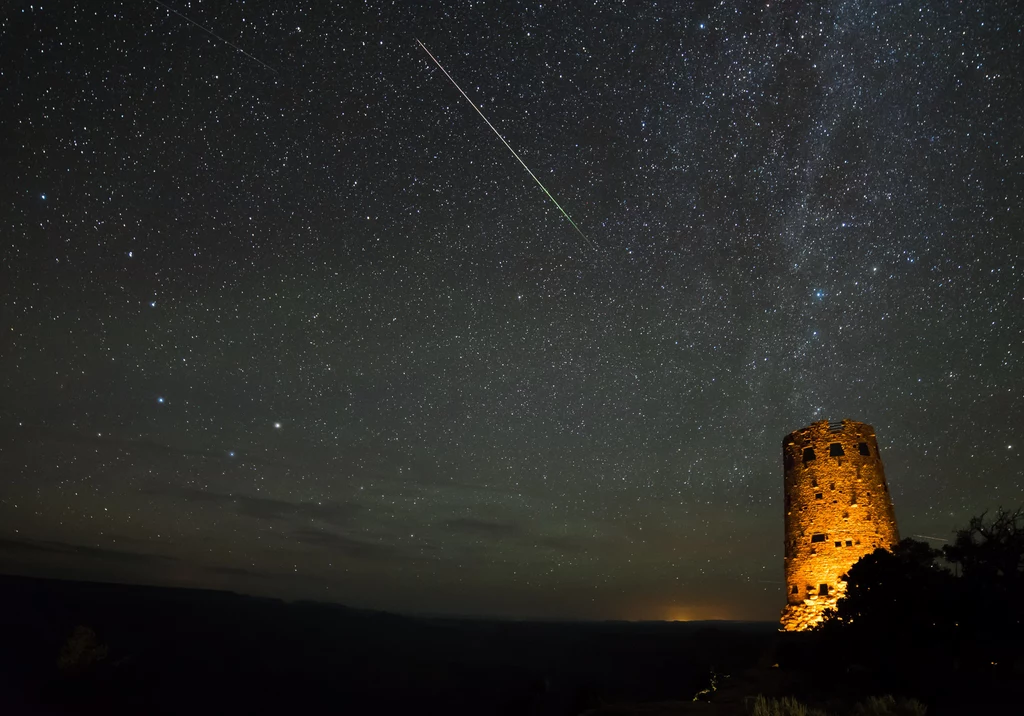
274;422;282;429
157;397;165;404
41;193;47;200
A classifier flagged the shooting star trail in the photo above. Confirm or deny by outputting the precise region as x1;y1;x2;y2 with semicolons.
914;534;949;543
152;0;278;74
417;40;592;248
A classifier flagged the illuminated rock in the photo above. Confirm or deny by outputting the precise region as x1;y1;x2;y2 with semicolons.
780;419;900;631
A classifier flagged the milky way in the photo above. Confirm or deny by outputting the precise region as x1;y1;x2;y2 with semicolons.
1;1;1021;620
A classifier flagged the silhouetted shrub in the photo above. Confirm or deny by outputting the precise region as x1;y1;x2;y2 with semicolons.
750;695;828;716
57;625;108;673
851;695;927;716
749;695;926;716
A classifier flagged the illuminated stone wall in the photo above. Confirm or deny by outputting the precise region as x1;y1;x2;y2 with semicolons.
780;419;900;631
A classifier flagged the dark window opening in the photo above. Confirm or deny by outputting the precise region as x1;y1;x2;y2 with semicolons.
858;442;871;456
834;541;842;547
803;447;816;463
819;583;830;596
811;478;818;487
829;443;845;457
811;533;826;543
846;540;853;546
815;492;823;500
830;482;835;490
791;585;799;594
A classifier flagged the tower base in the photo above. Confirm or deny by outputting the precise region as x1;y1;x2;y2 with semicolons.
779;593;840;632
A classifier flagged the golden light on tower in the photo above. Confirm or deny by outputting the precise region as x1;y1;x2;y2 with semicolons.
780;420;900;631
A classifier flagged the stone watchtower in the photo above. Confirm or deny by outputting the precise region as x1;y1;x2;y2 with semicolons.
780;419;900;631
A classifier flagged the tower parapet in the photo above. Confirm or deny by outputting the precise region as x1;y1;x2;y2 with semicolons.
780;419;900;631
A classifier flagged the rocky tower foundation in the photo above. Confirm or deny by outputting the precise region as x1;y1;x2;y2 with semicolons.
780;419;900;631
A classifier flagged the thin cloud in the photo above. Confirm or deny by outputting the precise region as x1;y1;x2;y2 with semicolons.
443;517;523;537
166;488;362;525
289;529;401;562
536;535;588;553
0;536;179;566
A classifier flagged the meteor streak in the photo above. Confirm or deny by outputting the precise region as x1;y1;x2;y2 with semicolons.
152;0;278;74
417;40;591;247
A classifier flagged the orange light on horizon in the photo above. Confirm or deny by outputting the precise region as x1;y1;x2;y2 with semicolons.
653;604;735;622
664;606;694;622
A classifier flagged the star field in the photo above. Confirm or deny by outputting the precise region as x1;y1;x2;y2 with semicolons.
1;0;1021;620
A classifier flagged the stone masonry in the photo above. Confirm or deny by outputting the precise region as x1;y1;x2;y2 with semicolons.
780;419;900;631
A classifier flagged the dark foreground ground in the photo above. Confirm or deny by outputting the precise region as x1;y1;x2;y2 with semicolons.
0;573;774;715
0;574;1018;715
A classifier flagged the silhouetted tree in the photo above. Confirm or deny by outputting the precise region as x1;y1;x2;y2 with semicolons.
943;507;1023;584
820;539;957;655
820;508;1024;683
941;507;1024;670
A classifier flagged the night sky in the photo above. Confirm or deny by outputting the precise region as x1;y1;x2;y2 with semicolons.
2;1;1022;622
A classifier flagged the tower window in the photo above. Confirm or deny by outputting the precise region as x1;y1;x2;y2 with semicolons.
858;442;871;456
829;443;845;457
834;541;842;547
791;585;799;594
811;533;825;543
803;447;816;463
846;540;853;546
815;492;823;500
819;584;830;596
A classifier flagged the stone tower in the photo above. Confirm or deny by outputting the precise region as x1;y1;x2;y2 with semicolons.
780;419;900;631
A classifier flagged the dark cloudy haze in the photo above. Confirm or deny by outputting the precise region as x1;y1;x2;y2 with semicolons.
1;1;1021;621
